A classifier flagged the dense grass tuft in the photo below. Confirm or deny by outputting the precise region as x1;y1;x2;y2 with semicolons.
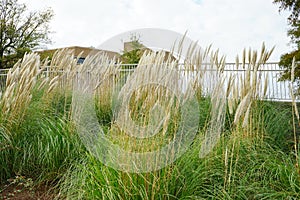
0;47;300;199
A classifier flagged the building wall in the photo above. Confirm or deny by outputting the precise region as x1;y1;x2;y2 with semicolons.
37;46;120;63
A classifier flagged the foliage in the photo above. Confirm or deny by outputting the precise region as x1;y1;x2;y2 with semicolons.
288;20;300;47
58;133;300;200
120;33;145;64
38;49;55;63
273;0;300;24
0;0;53;68
1;47;31;69
121;49;143;64
1;48;300;199
273;0;300;84
278;49;300;91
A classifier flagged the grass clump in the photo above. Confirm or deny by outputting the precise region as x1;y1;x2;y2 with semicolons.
0;43;299;200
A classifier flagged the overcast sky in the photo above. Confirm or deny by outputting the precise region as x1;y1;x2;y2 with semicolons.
20;0;292;62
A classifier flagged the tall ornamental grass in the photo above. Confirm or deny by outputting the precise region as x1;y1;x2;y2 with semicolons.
0;42;299;199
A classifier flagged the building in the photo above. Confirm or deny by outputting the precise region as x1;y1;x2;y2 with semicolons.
37;46;120;64
37;43;176;65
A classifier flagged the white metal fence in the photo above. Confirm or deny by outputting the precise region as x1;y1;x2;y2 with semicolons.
0;63;295;101
222;62;291;101
117;63;293;101
0;69;9;91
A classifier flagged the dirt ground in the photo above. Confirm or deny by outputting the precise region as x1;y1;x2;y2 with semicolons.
0;182;56;200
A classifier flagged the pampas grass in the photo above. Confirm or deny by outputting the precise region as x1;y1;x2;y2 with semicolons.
0;39;299;199
289;57;300;169
0;53;47;128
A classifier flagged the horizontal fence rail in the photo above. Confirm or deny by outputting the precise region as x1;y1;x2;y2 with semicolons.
0;63;297;102
222;62;292;101
117;63;295;102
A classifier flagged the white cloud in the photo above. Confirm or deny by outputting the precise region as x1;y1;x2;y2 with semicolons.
20;0;291;61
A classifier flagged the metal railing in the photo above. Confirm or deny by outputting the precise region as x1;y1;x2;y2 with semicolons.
0;63;296;102
222;62;292;101
0;69;9;92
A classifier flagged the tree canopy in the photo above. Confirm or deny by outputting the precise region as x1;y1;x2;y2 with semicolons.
273;0;300;90
274;0;300;47
274;0;300;23
0;0;53;68
120;34;145;65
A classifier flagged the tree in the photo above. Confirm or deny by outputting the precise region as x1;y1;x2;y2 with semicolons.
274;0;300;93
273;1;300;85
0;0;53;68
274;0;300;46
120;33;145;65
274;0;299;22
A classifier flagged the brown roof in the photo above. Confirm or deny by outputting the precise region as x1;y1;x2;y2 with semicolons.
37;46;120;60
